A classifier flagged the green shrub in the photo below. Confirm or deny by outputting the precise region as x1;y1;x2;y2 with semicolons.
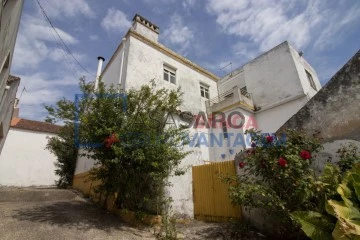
291;163;360;239
225;129;323;237
337;144;360;174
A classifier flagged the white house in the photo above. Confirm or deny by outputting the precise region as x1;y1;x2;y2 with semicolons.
208;41;321;161
0;117;61;186
74;14;321;217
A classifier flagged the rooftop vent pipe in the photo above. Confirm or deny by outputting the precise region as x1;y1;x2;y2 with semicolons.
95;56;105;91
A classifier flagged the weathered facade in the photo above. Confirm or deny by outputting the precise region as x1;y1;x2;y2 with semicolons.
75;14;219;217
74;14;322;217
208;41;321;161
279;50;360;169
0;0;24;153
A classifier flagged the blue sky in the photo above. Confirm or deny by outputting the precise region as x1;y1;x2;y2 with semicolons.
12;0;360;121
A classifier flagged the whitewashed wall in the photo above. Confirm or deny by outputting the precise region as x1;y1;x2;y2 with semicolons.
0;128;58;186
208;108;254;162
125;36;218;114
255;96;310;133
289;45;321;98
77;29;219;217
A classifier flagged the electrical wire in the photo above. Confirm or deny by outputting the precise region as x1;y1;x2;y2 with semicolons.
36;0;92;77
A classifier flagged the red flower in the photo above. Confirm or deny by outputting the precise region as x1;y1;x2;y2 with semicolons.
278;157;287;167
239;162;245;169
104;133;119;148
300;150;311;160
266;135;274;143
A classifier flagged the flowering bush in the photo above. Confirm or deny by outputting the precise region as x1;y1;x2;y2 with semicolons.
336;143;360;173
225;129;323;237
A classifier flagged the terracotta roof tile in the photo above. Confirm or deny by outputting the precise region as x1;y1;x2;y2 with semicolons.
10;118;62;134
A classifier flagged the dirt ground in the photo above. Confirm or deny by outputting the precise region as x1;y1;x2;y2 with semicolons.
0;187;267;240
0;187;155;240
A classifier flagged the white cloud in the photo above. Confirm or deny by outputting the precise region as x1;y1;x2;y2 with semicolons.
313;4;360;50
48;48;86;63
232;42;258;60
89;34;99;41
182;0;196;11
143;0;176;4
12;14;79;71
206;0;360;53
17;72;80;120
38;0;95;19
162;14;194;54
101;8;131;33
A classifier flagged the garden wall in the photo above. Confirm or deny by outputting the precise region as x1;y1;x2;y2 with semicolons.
241;50;360;234
279;50;360;170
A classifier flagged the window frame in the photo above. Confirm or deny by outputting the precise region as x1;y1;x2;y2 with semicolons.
200;83;210;99
163;65;176;85
305;69;317;91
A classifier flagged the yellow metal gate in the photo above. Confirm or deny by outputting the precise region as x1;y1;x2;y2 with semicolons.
192;160;242;222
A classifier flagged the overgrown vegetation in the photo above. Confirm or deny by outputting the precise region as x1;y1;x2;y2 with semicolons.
46;124;78;187
45;78;189;214
292;163;360;239
226;130;360;239
45;77;94;187
155;198;179;240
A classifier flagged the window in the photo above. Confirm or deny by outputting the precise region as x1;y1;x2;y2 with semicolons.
200;84;210;99
305;70;317;91
222;121;228;139
240;86;251;98
0;122;3;139
163;65;176;84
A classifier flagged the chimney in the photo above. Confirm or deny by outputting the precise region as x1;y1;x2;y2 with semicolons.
95;56;105;91
132;14;160;42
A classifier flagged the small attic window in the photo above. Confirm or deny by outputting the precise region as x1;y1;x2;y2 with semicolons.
305;70;317;91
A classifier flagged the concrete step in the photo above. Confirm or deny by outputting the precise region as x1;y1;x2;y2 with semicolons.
0;187;79;202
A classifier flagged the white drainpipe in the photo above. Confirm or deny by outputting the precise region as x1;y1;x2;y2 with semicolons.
95;56;105;91
118;37;127;92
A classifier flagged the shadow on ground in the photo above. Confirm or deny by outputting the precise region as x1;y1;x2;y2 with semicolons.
12;200;131;232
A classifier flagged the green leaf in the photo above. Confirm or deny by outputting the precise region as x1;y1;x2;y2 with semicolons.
291;211;334;240
338;184;352;199
332;221;350;240
327;200;360;237
353;182;360;203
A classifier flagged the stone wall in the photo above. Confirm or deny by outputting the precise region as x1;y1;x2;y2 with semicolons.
278;50;360;142
278;50;360;172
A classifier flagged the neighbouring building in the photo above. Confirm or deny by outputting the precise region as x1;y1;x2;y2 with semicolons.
278;49;360;171
0;0;24;154
73;14;321;217
208;41;321;161
0;116;61;186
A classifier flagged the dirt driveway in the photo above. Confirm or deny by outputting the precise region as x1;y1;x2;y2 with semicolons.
0;187;155;240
